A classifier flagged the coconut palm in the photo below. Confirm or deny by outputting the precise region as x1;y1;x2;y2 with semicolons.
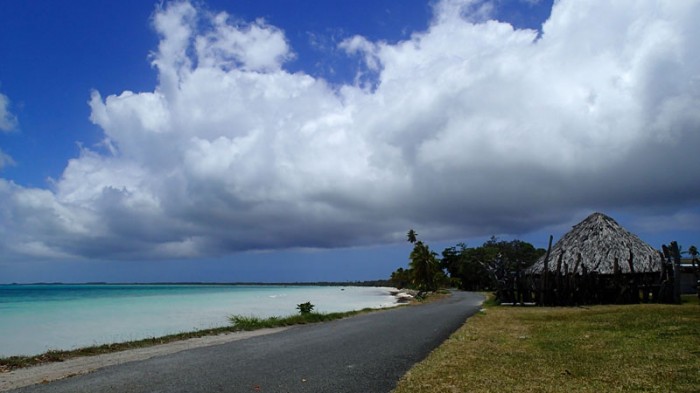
407;229;418;244
409;241;440;291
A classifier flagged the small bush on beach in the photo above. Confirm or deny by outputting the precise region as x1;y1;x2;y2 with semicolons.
297;301;315;315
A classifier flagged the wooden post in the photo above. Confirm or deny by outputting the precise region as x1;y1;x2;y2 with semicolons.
613;257;622;303
540;235;553;305
555;251;564;305
627;249;638;303
572;253;581;305
660;248;671;303
691;255;700;304
670;242;682;304
581;264;590;304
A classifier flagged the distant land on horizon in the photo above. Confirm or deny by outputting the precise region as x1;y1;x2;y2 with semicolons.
2;280;394;287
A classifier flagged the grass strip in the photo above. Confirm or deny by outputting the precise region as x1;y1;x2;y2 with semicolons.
394;295;700;393
229;310;367;330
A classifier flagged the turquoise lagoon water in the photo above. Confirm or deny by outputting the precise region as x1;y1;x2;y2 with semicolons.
0;284;398;357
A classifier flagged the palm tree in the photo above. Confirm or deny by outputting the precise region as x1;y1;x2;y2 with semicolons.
407;229;418;244
689;245;699;272
409;241;440;291
689;245;700;303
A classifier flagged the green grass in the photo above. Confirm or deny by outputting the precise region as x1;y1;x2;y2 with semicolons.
394;295;700;392
228;309;372;330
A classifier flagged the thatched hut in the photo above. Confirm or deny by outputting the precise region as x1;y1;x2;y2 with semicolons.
528;212;661;275
524;212;665;305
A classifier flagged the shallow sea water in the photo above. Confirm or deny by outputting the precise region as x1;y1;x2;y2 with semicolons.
0;284;397;357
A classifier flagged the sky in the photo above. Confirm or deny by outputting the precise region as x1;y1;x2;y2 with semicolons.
1;0;699;283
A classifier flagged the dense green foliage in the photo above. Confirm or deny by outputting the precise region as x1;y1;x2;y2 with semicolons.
391;232;545;291
390;230;448;291
455;237;545;291
408;241;445;291
440;243;493;291
296;301;314;315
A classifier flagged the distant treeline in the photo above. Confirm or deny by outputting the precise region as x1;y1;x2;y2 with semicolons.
391;230;545;292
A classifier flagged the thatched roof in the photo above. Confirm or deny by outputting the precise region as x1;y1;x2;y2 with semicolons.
528;212;662;275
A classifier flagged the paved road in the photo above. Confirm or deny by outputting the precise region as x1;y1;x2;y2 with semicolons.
11;291;484;393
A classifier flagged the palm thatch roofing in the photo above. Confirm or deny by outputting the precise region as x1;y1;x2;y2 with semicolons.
528;212;662;275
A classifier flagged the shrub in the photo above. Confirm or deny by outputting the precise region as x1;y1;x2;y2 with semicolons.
296;302;314;315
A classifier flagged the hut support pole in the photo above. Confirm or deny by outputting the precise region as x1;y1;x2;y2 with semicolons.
670;242;682;304
555;252;564;306
627;250;638;304
540;235;553;306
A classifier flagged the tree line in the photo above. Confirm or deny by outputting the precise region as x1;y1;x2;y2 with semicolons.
390;229;546;292
391;229;699;304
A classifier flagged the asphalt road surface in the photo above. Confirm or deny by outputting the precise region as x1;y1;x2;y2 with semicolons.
10;291;484;393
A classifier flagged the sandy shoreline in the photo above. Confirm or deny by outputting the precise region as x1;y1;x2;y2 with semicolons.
0;327;288;392
1;287;407;391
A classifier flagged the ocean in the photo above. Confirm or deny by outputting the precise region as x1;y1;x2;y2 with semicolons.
0;284;398;358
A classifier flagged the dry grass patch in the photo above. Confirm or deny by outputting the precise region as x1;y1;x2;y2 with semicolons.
394;298;700;392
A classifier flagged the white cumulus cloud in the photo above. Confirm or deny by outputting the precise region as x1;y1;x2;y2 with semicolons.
1;0;699;261
0;150;14;171
0;91;17;171
0;92;18;132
